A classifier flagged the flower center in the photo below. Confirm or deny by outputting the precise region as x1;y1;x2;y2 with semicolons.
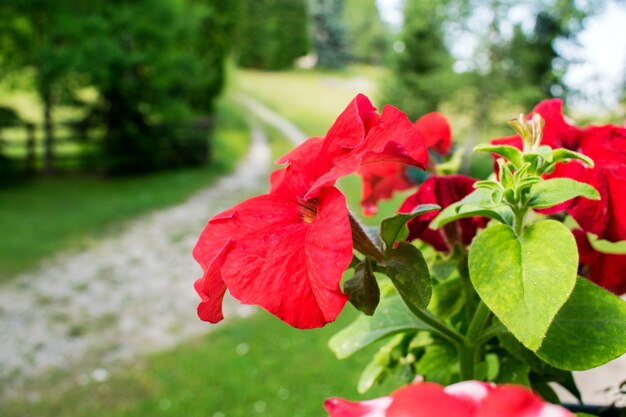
298;197;319;224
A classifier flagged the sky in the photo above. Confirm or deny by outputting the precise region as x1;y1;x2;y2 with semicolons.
376;0;626;113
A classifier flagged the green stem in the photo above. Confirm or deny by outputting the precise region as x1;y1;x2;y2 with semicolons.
459;302;492;381
513;205;527;236
402;301;464;347
458;344;475;381
457;251;477;319
476;323;507;345
466;301;492;345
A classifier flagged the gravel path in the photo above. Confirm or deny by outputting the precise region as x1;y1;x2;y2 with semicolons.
0;95;305;398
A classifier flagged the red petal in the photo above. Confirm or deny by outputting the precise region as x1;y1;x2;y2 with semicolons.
444;381;494;405
307;105;428;199
194;245;229;323
532;99;582;150
415;112;452;156
272;137;326;198
387;383;474;417
490;99;580;156
357;162;414;216
192;194;310;324
357;105;429;168
276;136;325;166
321;94;379;161
579;124;626;167
324;397;391;417
476;386;572;417
192;210;237;272
555;163;609;238
604;169;626;242
220;188;352;328
574;230;626;295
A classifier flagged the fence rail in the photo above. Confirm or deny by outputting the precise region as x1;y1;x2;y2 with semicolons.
0;117;212;177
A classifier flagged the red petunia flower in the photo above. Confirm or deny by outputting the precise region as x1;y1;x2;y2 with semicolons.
399;175;488;252
415;111;452;156
573;229;626;295
358;162;415;216
193;94;428;329
492;99;626;242
324;381;573;417
357;112;453;216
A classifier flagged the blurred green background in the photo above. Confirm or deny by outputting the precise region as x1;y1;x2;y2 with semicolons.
1;0;625;415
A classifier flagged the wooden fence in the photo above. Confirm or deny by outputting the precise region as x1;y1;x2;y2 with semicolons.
0;117;212;177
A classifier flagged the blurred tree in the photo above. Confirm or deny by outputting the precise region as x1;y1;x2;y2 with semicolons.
189;0;238;113
504;12;566;108
380;0;457;120
0;0;235;175
379;0;599;172
500;0;598;109
447;0;599;169
68;0;234;174
0;0;77;174
309;0;349;68
235;0;309;70
344;0;391;64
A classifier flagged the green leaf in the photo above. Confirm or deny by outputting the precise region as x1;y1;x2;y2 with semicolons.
537;277;626;370
528;178;600;209
380;205;440;251
328;295;435;359
357;360;386;394
469;221;578;351
552;148;594;168
430;188;514;229
415;343;458;385
429;277;464;320
383;242;432;310
431;256;458;281
344;259;380;316
474;144;524;167
495;355;531;386
532;382;560;404
475;353;500;381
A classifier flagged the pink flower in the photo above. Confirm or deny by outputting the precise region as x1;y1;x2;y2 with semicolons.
193;94;428;329
573;229;626;295
325;381;574;417
357;112;453;215
492;99;626;242
399;175;488;252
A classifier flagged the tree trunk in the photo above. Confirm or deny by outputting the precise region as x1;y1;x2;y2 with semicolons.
42;87;55;175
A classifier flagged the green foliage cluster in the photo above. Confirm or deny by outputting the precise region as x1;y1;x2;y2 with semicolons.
503;12;567;108
329;117;626;403
310;0;349;69
382;0;598;122
0;0;235;175
235;0;309;70
344;0;391;65
380;0;456;120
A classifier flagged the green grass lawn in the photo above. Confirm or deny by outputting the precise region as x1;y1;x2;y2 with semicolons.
0;98;249;280
1;309;401;417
